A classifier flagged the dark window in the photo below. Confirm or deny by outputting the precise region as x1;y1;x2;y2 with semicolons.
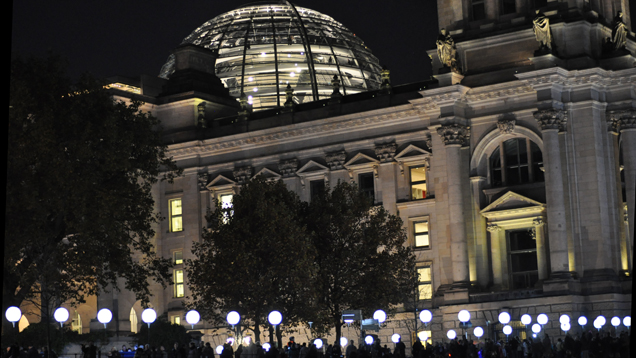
535;0;548;9
501;0;516;15
472;0;486;21
490;138;543;187
310;179;325;199
508;229;539;289
358;172;375;202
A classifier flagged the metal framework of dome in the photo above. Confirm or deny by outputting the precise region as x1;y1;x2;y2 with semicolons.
159;1;383;111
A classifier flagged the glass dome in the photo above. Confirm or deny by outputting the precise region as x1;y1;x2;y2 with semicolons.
160;1;383;111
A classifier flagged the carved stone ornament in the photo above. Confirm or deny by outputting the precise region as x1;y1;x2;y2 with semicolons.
278;159;299;177
325;150;346;170
529;228;537;240
486;223;502;232
374;142;398;163
617;109;636;131
233;165;253;184
425;135;433;150
497;117;516;135
437;124;470;146
533;109;568;132
197;102;207;128
607;111;622;133
532;217;544;227
197;172;209;191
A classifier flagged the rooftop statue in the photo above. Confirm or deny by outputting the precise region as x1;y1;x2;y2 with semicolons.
611;11;628;51
532;10;552;52
436;28;460;73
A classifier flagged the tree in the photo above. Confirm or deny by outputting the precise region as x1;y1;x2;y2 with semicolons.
186;177;316;345
5;54;182;334
304;181;417;343
134;314;191;349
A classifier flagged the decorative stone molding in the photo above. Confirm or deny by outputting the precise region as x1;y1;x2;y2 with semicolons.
533;109;568;132
373;165;379;180
437;124;470;146
532;217;544;227
197;172;209;191
197;102;207;128
618;109;636;131
374;142;398;163
325;151;346;170
425;135;432;150
607;111;622;133
233;166;253;184
278;159;299;178
486;223;502;232
497;117;516;134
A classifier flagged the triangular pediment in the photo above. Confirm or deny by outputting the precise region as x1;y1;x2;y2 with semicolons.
207;174;236;189
297;160;329;176
344;152;380;168
395;144;431;162
253;167;282;181
481;191;545;214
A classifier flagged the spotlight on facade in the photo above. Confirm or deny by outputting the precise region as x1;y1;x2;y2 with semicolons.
561;322;571;332
537;314;548;325
419;310;433;324
186;310;200;328
365;335;374;345
473;327;484;338
532;324;541;334
623;316;631;327
458;310;471;323
373;310;387;324
521;314;532;326
611;316;621;327
498;312;511;325
141;308;157;325
5;306;22;327
340;337;348;347
447;330;457;340
578;316;588;326
559;314;570;325
227;311;241;327
392;334;401;343
54;307;69;327
262;343;271;352
97;308;113;328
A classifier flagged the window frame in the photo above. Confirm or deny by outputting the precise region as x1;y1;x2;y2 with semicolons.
357;171;376;203
413;220;431;249
169;198;183;232
506;229;539;290
416;264;433;301
409;165;428;201
173;269;185;298
489;138;543;187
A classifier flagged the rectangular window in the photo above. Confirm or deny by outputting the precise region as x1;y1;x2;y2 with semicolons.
414;221;430;248
472;0;486;20
501;0;516;15
358;173;375;202
413;330;432;345
171;315;181;325
174;269;184;298
417;266;432;300
173;251;183;265
220;194;233;223
508;230;539;289
410;167;427;200
310;179;325;199
169;199;183;232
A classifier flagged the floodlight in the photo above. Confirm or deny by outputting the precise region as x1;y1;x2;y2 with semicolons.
521;314;532;325
498;312;511;324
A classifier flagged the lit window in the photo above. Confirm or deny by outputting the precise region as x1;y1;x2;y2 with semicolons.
508;230;539;289
174;251;183;265
358;173;375;202
413;330;432;345
220;194;233;223
174;269;185;298
169;199;183;232
172;315;181;325
490;138;543;187
71;310;82;334
414;221;430;248
410;167;427;200
129;308;138;334
417;266;432;300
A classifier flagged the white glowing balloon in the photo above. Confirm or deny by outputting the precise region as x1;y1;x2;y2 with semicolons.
419;310;433;323
561;322;571;332
418;331;428;341
474;327;484;338
226;338;235;345
559;315;570;325
315;339;323;349
268;311;282;326
141;308;157;324
374;310;387;323
458;310;471;323
595;316;606;327
623;316;631;327
447;330;457;340
578;316;588;326
5;306;21;325
216;346;224;354
54;307;69;324
365;335;374;345
503;325;512;335
532;324;541;333
243;337;251;345
340;337;348;347
392;334;401;343
537;314;548;325
227;311;241;326
186;310;200;326
262;343;271;352
498;312;511;324
611;316;621;327
97;308;113;324
521;314;532;325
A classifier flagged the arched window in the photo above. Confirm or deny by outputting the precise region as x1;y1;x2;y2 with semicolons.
71;310;82;334
130;307;138;334
490;138;543;187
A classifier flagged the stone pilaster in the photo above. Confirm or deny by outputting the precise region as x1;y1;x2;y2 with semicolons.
486;223;503;288
532;217;549;281
618;110;636;273
533;109;572;279
233;166;253;185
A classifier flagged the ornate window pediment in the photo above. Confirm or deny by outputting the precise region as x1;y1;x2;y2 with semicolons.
395;144;431;162
344;152;380;169
296;160;329;176
253;167;282;181
206;174;237;191
481;191;545;220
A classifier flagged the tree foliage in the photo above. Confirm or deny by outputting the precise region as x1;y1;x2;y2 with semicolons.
134;314;191;348
186;177;316;343
5;54;182;321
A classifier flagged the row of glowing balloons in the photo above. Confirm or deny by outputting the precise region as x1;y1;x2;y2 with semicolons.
417;309;632;341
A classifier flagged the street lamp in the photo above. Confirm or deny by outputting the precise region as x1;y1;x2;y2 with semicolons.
314;339;323;349
5;306;22;328
559;315;570;325
561;322;571;333
185;310;200;329
216;346;224;354
521;314;532;326
532;324;541;335
54;307;69;327
578;316;587;330
262;343;271;352
373;310;387;324
97;308;112;329
142;308;157;325
418;331;428;342
537;314;548;325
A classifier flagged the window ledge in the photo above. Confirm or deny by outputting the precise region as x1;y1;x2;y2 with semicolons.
396;197;436;210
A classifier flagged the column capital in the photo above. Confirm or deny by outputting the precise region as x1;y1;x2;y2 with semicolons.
278;158;299;178
618;109;636;131
497;117;516;134
233;165;253;184
533;109;568;132
374;142;398;163
486;223;502;232
437;123;470;146
533;217;545;227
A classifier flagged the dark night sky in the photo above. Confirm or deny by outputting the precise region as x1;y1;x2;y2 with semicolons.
11;0;440;87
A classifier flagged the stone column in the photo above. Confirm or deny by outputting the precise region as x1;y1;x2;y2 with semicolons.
486;223;503;288
618;111;636;273
471;176;489;287
533;109;571;278
532;217;549;281
437;124;470;285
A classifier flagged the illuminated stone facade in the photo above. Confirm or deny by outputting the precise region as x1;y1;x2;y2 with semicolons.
45;0;635;353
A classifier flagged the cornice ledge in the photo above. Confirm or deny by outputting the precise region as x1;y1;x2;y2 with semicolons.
516;67;636;89
464;83;535;102
413;85;472;110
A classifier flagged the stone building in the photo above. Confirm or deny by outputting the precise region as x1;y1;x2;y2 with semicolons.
52;0;636;352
